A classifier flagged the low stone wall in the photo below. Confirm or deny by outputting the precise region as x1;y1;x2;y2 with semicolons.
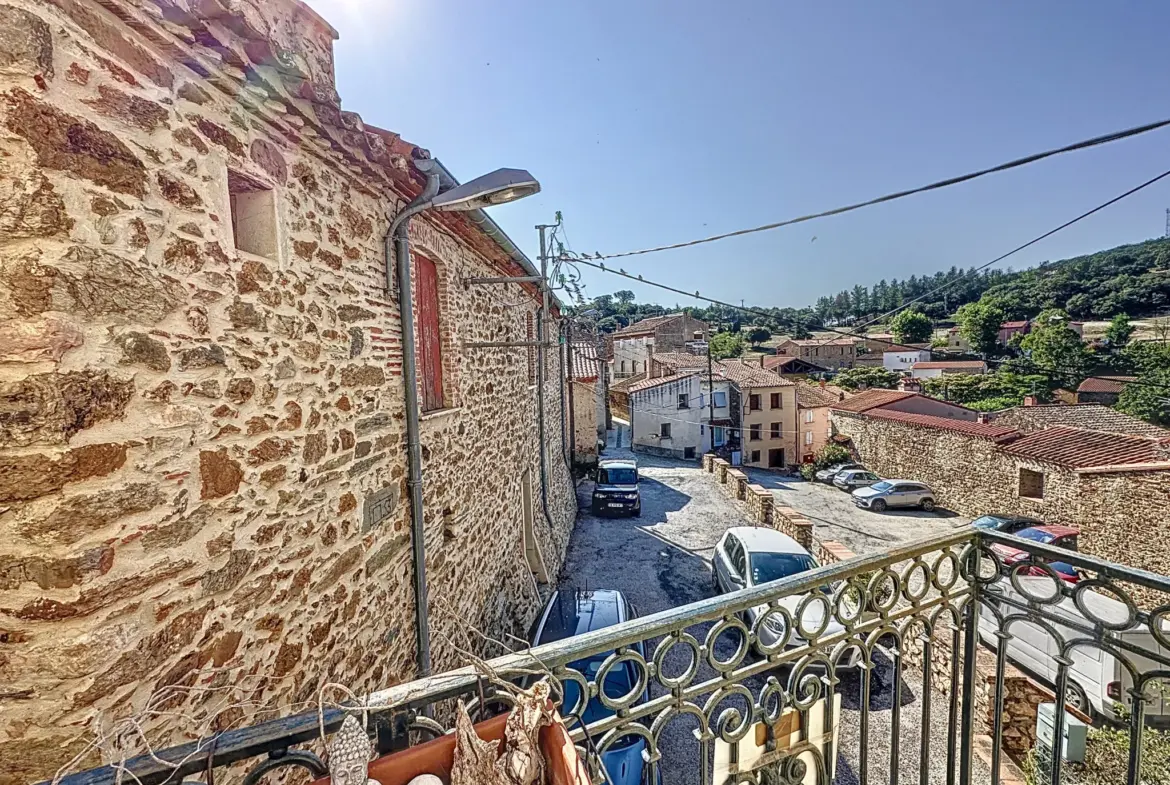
714;458;730;484
702;453;715;472
772;505;814;551
727;469;748;500
746;484;773;524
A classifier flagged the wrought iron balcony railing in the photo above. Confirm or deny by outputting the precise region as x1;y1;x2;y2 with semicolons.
47;527;1170;785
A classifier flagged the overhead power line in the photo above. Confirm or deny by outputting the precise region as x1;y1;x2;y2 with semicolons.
574;116;1170;261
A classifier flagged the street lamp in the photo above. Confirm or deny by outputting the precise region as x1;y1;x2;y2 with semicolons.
385;159;540;680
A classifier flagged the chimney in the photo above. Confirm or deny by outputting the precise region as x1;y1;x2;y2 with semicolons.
977;413;989;424
646;345;659;379
759;355;764;367
1023;395;1037;407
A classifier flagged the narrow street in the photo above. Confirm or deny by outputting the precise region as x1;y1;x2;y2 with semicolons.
556;436;986;784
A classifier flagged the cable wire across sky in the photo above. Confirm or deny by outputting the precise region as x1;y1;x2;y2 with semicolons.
573;115;1170;261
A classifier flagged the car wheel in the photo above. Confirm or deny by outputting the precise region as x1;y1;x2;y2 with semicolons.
921;498;935;512
632;505;641;518
870;499;886;512
1065;680;1094;719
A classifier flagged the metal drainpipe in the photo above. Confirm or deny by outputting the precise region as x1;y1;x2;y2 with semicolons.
535;226;553;526
383;169;440;678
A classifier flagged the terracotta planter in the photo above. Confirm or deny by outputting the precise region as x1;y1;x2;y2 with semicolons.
310;709;590;785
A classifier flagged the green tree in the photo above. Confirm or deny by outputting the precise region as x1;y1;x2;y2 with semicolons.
956;299;1007;355
1104;313;1135;348
790;323;813;340
614;290;635;305
1116;369;1170;426
746;326;771;347
889;309;933;344
1018;309;1093;386
834;366;901;391
710;331;745;359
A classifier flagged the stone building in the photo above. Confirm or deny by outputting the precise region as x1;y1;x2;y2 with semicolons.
832;403;1170;591
772;337;858;370
610;312;709;379
569;341;605;465
0;1;576;781
719;361;797;470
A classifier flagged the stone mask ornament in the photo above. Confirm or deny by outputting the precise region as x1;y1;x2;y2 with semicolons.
327;713;377;785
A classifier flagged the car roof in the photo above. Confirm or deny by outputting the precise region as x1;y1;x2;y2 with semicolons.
724;526;808;555
599;459;636;469
534;588;628;645
977;514;1042;522
838;468;873;475
882;479;929;485
1026;524;1079;537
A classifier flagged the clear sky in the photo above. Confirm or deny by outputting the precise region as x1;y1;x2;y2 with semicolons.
309;0;1170;309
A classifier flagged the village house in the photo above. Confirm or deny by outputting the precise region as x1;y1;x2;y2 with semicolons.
772;337;858;370
859;331;896;353
988;401;1169;438
628;351;737;457
1075;375;1137;405
610;313;709;379
831;387;979;421
721;361;798;469
910;360;989;378
881;343;932;372
998;319;1031;345
569;342;607;466
760;354;829;377
0;1;578;780
831;393;1170;591
795;380;848;463
945;327;971;352
629;372;705;459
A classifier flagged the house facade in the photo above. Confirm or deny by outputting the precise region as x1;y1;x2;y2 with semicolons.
629;372;704;459
910;360;988;378
1075;375;1136;405
610;313;709;379
796;381;848;463
998;320;1031;345
882;345;932;371
0;2;577;780
719;361;798;469
772;338;858;370
569;342;607;465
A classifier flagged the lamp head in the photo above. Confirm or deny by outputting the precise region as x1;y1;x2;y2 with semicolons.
431;168;540;211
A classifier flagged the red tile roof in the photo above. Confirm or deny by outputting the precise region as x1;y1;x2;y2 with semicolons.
830;388;916;413
713;360;794;387
651;352;708;371
762;355;829;372
612;313;701;338
626;371;699;393
1075;376;1137;394
911;361;988;371
796;381;848;408
996;426;1169;469
865;409;1020;440
1001;320;1030;329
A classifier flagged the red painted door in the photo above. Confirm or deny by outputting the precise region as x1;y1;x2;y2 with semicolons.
415;254;444;411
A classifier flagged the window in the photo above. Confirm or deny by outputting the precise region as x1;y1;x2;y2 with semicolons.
748;394;761;412
1019;468;1045;499
660;422;671;439
620;360;627;373
415;254;444;412
750;450;761;463
805;431;814;445
749;424;762;441
684;447;696;459
713;427;725;447
770;392;782;409
804;410;814;423
632;360;639;374
228;171;277;259
677;393;689;409
770;422;781;439
713;391;727;408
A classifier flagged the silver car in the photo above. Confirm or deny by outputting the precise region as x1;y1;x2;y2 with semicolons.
832;468;881;492
852;479;936;512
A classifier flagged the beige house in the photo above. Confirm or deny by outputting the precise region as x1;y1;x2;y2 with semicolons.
795;381;848;463
772;337;858;370
717;361;797;469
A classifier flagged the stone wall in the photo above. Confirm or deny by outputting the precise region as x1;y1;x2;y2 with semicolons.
571;378;599;463
0;2;575;781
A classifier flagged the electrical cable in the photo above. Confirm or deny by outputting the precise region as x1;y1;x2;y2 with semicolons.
574;117;1170;261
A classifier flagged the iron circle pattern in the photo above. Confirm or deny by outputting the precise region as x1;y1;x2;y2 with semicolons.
595;648;650;712
931;547;961;591
959;541;1003;585
832;581;865;628
1149;604;1170;651
901;558;932;603
554;665;590;719
757;675;789;725
703;683;757;743
1007;560;1065;605
868;567;901;614
753;604;795;656
705;614;751;672
652;629;701;689
787;653;831;711
795;592;832;641
1073;578;1138;631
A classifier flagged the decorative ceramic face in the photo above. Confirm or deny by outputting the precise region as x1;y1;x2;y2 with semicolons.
327;714;375;785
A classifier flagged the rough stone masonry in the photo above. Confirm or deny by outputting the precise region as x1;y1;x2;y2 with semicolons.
0;1;576;781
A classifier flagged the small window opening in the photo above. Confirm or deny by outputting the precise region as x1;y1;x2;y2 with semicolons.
229;171;277;259
1019;468;1045;500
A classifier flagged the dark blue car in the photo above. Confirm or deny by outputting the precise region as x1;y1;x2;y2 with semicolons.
531;588;653;785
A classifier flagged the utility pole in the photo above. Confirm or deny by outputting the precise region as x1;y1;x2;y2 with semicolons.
535;223;552;525
706;333;716;452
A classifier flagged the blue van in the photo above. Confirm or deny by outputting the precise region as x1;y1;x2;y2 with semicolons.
530;588;653;785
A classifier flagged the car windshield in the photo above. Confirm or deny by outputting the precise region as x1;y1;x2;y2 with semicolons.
1016;528;1055;544
599;467;636;485
750;552;818;585
870;481;893;491
971;515;1005;530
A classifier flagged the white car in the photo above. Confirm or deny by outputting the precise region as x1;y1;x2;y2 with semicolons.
712;527;860;667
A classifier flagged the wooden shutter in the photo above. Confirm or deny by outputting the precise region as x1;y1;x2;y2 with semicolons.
415;254;444;411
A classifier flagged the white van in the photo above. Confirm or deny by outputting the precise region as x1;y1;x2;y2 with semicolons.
978;578;1170;725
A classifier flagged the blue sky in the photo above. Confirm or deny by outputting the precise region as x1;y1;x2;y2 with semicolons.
311;0;1170;309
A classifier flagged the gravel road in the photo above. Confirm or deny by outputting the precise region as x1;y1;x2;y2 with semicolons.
555;441;988;784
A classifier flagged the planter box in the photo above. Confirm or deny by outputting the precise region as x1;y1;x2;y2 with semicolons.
311;709;590;785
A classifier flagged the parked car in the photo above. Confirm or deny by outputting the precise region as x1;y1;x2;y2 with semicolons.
592;459;640;517
990;525;1082;581
530;588;653;784
851;479;936;512
712;527;860;667
965;513;1043;533
832;469;881;492
814;462;863;483
979;577;1170;724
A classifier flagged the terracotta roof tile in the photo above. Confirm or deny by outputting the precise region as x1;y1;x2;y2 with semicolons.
762;355;830;372
830;388;916;413
796;381;848;408
612;314;694;338
1075;376;1137;394
609;373;646;392
996;426;1169;469
652;352;709;370
865;409;1020;440
1001;320;1030;329
627;371;700;393
988;404;1169;438
714;360;794;387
